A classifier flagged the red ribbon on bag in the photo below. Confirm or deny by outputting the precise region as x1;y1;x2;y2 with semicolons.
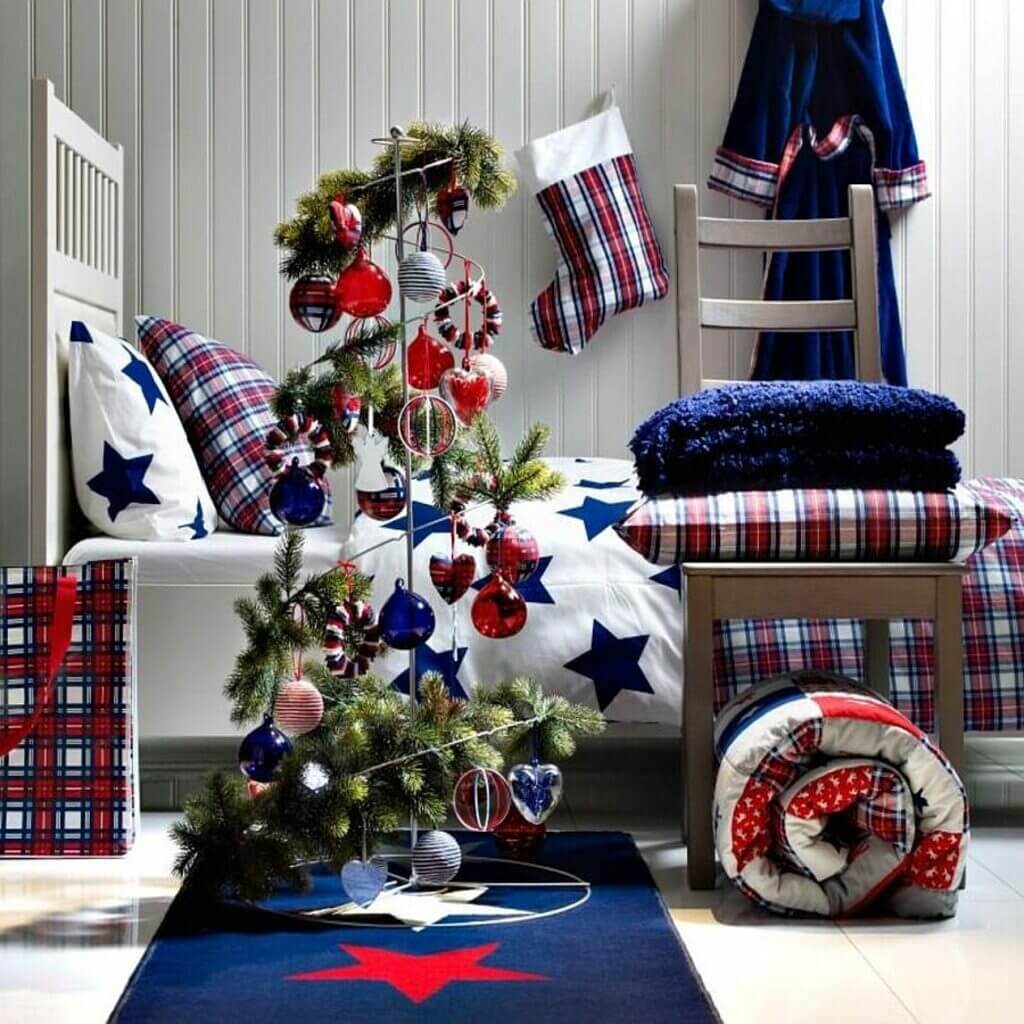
0;575;77;759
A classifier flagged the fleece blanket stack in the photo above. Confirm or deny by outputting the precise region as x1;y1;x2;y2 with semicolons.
630;381;964;495
714;672;968;919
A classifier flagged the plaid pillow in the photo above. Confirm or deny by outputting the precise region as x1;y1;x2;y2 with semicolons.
136;316;331;535
615;485;1014;565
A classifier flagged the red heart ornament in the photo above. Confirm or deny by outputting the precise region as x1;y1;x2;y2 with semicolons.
429;553;477;605
439;368;491;425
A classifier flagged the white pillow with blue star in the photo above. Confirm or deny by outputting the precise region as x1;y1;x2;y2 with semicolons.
68;320;217;541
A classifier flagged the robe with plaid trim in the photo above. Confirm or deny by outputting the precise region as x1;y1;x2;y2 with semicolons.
709;0;928;386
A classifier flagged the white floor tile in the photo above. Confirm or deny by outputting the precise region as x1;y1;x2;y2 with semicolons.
0;814;179;1024
964;826;1024;896
838;901;1024;1024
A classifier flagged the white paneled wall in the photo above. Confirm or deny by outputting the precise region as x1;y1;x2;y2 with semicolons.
0;0;1020;561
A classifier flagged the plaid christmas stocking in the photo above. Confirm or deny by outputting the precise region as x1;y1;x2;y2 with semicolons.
516;99;670;355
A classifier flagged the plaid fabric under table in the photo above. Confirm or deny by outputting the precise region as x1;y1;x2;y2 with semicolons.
0;559;137;855
713;478;1024;733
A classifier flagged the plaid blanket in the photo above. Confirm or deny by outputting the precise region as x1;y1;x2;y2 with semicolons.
713;478;1024;733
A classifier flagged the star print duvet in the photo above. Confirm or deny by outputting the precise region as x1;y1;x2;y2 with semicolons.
342;457;679;722
714;672;968;918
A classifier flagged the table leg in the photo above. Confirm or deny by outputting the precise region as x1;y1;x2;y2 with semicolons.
684;574;716;890
864;619;891;700
934;574;965;782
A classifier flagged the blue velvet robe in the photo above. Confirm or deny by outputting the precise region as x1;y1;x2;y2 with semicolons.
709;0;929;385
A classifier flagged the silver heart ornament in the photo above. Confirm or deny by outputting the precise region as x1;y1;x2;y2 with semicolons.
507;761;563;825
340;857;387;906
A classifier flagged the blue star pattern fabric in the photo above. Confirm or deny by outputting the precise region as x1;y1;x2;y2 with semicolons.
382;501;453;548
345;457;683;724
179;499;210;539
472;556;555;605
558;496;635;541
121;345;168;414
390;642;469;701
576;478;630;490
564;619;654;712
68;320;217;540
650;564;682;597
87;442;161;522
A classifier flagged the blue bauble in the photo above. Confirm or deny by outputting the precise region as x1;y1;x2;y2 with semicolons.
378;578;435;650
238;714;292;782
270;458;326;526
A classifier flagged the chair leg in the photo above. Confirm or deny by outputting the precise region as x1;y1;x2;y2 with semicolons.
683;574;716;890
934;574;965;782
864;619;891;700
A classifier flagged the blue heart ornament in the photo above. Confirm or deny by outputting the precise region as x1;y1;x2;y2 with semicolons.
507;761;563;825
340;857;388;906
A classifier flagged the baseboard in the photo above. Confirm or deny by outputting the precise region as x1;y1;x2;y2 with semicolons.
139;734;1024;814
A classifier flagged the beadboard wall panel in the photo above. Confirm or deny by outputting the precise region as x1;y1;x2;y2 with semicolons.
0;0;1020;561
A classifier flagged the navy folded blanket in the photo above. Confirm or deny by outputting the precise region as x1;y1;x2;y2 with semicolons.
631;381;965;495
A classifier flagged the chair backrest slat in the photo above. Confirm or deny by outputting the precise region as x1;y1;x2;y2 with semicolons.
674;183;882;395
697;215;852;252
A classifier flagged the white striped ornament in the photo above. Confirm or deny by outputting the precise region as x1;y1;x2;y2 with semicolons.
469;351;508;403
398;250;447;303
272;678;324;737
411;830;462;885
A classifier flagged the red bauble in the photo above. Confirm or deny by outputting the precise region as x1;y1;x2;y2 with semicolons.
397;394;458;458
452;767;512;831
334;247;392;318
494;804;546;861
471;572;527;639
439;367;491;425
273;678;324;736
485;522;540;583
356;468;407;521
328;191;363;251
407;321;455;390
289;275;342;333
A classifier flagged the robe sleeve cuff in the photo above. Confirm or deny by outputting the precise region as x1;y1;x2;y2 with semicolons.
708;147;779;208
873;161;931;210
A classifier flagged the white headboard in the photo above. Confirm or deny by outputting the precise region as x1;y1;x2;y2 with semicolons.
31;79;124;563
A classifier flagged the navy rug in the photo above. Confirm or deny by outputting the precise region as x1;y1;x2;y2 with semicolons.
112;831;719;1023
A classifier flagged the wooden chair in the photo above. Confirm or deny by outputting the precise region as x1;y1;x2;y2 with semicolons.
674;183;967;890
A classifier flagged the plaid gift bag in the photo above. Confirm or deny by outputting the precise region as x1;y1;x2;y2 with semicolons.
0;559;138;855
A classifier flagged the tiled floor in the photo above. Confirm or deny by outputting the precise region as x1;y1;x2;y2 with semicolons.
2;750;1023;1023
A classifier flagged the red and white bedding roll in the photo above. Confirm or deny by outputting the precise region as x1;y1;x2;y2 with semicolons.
714;671;968;919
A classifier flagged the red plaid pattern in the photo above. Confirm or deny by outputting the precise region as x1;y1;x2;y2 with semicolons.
709;146;781;207
712;479;1024;733
137;316;331;535
1;560;136;856
617;485;1013;565
710;115;931;213
531;153;669;354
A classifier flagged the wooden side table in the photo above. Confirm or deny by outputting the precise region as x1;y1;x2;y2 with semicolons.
681;561;968;890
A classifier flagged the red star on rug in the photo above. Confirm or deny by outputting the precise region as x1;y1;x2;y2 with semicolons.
287;942;548;1004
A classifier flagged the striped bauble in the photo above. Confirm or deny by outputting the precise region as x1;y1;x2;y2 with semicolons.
411;830;462;885
398;250;447;303
272;678;324;736
469;351;508;403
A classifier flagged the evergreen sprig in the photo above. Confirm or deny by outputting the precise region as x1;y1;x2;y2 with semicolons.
224;530;371;726
274;120;517;280
431;416;566;512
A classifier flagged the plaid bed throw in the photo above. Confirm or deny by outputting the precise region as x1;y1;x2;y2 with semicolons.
0;559;138;855
713;479;1024;733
